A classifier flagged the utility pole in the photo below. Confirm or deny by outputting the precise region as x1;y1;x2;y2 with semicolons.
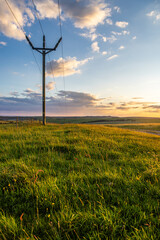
26;35;62;125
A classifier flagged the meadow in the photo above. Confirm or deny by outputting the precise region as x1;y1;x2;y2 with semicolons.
109;123;160;134
0;122;160;239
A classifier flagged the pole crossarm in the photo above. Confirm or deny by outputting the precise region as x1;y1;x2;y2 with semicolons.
25;35;62;55
26;35;35;49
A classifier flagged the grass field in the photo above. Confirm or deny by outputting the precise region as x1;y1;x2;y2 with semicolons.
0;123;160;239
110;123;160;135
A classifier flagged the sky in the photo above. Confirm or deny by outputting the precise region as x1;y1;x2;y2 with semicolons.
0;0;160;117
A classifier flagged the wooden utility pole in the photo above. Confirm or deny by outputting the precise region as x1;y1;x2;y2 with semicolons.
26;35;62;125
42;35;46;125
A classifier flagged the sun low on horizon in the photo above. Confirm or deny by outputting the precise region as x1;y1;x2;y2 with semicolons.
0;0;160;117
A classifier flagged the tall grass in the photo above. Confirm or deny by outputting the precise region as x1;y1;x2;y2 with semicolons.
0;123;160;239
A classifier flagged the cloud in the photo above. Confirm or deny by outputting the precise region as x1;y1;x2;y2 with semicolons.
132;97;144;100
1;90;106;115
119;45;125;50
107;54;119;61
0;0;34;40
60;0;111;29
113;101;160;112
22;88;41;100
146;10;160;23
57;90;103;106
106;18;113;25
46;57;92;77
34;0;59;19
2;91;160;116
114;6;120;13
147;11;155;17
102;51;107;55
132;36;137;40
23;88;37;93
112;30;130;36
145;105;160;110
46;82;55;91
115;21;128;28
0;41;7;46
91;41;99;52
122;30;130;35
80;28;98;41
105;35;117;43
10;91;19;97
1;0;111;41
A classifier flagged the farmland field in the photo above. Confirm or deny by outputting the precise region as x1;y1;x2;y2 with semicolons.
0;123;160;239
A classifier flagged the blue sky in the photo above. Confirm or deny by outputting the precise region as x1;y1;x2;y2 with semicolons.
0;0;160;116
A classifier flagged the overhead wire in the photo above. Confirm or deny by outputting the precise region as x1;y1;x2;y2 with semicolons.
4;0;25;34
31;0;59;93
47;54;58;92
57;0;66;106
31;0;45;36
5;0;65;108
4;0;41;74
31;0;66;98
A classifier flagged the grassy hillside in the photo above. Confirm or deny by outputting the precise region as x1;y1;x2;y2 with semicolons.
109;123;160;132
0;123;160;239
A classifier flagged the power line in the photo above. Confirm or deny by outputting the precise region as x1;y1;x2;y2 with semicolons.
47;54;58;92
4;0;41;73
31;0;45;36
31;0;65;100
57;0;66;104
31;50;41;73
4;0;25;34
31;0;58;92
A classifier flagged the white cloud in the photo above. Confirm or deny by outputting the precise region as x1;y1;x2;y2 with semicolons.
61;0;112;29
146;10;160;23
112;31;122;36
102;51;107;55
91;41;100;52
115;21;128;28
105;35;117;43
0;0;34;40
107;54;118;61
0;41;7;46
119;45;125;50
122;30;130;35
156;14;160;20
102;37;107;42
112;30;130;36
34;0;59;19
132;36;137;40
114;6;120;13
146;11;155;17
46;82;55;91
80;28;98;41
0;0;112;42
106;18;113;25
46;57;92;77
